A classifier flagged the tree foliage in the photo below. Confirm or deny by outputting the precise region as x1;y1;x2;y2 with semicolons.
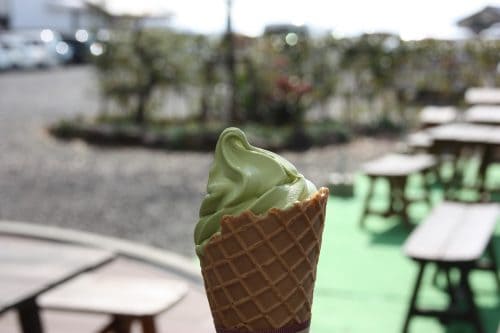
94;27;500;129
94;28;203;123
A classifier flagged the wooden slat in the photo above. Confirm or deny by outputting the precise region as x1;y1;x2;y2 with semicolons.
406;132;433;149
464;105;500;125
428;123;500;145
443;205;499;261
403;202;500;262
0;235;114;313
465;87;500;105
39;274;188;316
420;106;458;125
403;203;464;260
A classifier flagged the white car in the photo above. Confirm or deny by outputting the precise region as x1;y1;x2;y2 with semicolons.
0;34;37;69
0;42;13;70
0;29;73;69
23;29;73;64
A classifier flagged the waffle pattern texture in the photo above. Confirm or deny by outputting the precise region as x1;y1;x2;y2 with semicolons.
200;187;329;333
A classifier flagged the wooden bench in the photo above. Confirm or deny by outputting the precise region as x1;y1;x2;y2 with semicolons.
419;106;458;128
402;202;500;333
464;105;500;126
0;235;115;333
360;154;437;228
465;87;500;105
39;273;188;333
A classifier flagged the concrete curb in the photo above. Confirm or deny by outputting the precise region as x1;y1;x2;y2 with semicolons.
0;220;203;285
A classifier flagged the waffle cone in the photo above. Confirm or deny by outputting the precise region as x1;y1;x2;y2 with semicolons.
200;187;329;333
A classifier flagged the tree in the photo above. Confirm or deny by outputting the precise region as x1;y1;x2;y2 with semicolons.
94;27;198;124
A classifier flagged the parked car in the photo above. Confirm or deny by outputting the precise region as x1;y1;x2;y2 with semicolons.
0;41;13;70
18;29;73;65
0;29;73;69
0;34;37;69
63;29;92;64
62;29;106;63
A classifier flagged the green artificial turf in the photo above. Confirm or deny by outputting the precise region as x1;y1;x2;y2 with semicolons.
313;166;500;333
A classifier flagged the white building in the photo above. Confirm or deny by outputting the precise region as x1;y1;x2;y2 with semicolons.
0;0;104;34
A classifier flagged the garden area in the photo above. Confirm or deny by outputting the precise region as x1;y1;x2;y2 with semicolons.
48;15;500;151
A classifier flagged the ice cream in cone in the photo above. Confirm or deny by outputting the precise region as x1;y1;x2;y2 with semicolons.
195;128;328;333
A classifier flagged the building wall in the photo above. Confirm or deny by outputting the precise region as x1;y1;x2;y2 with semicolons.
0;0;8;29
0;0;8;15
9;0;101;34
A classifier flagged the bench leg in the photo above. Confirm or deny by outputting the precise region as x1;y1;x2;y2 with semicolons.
17;298;44;333
459;267;484;333
444;267;457;304
441;266;459;325
391;177;411;228
402;262;426;333
476;145;489;197
140;316;157;333
359;176;375;228
100;315;133;333
446;148;466;200
486;240;500;291
421;170;433;207
388;178;400;215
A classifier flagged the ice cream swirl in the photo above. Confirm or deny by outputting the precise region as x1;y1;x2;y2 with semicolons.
194;127;317;256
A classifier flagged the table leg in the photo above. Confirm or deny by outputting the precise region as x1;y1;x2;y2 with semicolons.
393;177;411;228
101;315;132;333
459;267;484;333
140;316;157;333
477;145;492;198
388;178;399;215
17;298;43;333
421;170;433;207
442;266;458;325
402;262;426;333
446;145;467;200
359;176;374;228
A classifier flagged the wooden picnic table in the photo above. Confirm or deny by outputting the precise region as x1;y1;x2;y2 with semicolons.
406;123;500;196
427;123;500;145
464;105;500;125
407;123;500;151
402;202;500;333
39;273;188;333
428;123;500;195
360;154;437;227
465;87;500;105
0;235;114;333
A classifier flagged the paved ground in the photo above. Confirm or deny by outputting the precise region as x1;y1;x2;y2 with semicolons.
0;66;397;258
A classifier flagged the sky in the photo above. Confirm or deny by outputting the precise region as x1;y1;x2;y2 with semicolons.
99;0;500;39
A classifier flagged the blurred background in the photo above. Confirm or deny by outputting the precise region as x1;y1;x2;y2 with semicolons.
1;1;500;332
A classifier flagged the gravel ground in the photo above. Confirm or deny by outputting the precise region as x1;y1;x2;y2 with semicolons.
0;66;397;257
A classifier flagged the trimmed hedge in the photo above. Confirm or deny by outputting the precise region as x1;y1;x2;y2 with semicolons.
48;118;351;152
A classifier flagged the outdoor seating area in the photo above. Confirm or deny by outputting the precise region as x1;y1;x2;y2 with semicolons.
1;83;499;332
1;2;500;332
402;202;499;333
353;86;500;332
1;169;499;333
314;169;500;333
359;154;436;228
